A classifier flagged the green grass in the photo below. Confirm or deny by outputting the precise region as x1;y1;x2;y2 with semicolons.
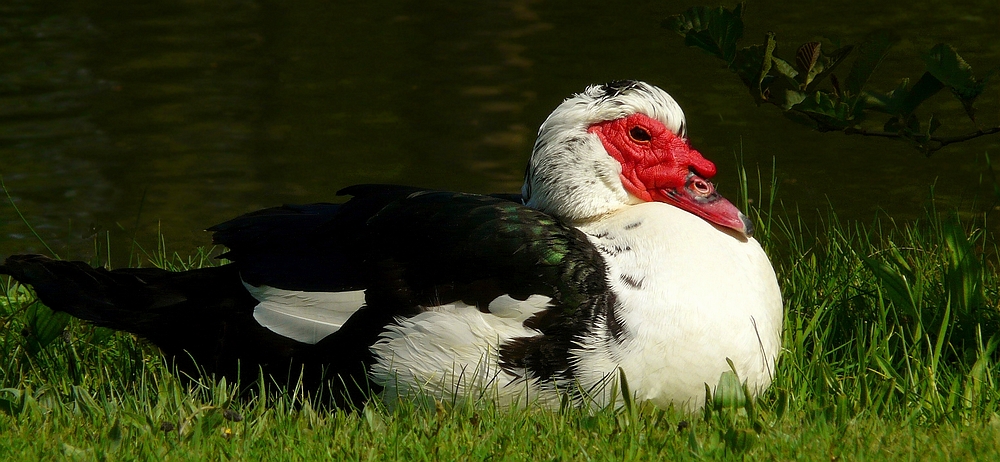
3;185;1000;460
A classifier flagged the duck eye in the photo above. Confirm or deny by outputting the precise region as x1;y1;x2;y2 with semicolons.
629;126;651;142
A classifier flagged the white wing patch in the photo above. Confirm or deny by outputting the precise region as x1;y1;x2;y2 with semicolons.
244;281;365;345
487;294;551;320
370;294;557;408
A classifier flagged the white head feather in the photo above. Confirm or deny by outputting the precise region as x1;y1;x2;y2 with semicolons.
521;81;688;222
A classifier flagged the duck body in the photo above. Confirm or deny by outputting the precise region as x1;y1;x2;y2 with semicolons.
572;202;780;409
1;81;782;410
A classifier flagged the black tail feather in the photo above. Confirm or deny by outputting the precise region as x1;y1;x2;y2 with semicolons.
2;254;181;328
1;254;375;406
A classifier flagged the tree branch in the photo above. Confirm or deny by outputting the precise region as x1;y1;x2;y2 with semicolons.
843;126;1000;153
932;127;1000;148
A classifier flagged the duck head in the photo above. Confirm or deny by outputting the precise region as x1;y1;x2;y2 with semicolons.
521;80;753;237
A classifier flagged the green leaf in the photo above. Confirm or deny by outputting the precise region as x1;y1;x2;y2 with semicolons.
774;388;789;421
923;44;986;121
712;360;746;410
781;90;808;109
864;67;944;120
730;34;784;105
898;72;945;116
771;56;799;80
724;428;758;454
927;114;941;136
749;33;778;102
732;45;767;101
713;370;745;410
861;255;918;319
618;368;634;413
0;389;24;417
923;44;981;98
663;4;744;62
864;79;910;115
107;418;123;450
91;326;117;345
794;42;847;89
25;302;71;355
790;91;853;130
846;93;868;121
71;386;100;418
845;30;899;95
732;45;763;80
804;45;854;93
941;220;984;313
795;42;822;78
363;405;386;432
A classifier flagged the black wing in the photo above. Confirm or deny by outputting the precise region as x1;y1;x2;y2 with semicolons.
319;185;613;383
2;185;612;401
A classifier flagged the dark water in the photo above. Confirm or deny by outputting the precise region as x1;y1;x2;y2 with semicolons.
1;0;998;263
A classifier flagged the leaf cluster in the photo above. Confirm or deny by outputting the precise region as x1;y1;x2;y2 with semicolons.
663;4;999;154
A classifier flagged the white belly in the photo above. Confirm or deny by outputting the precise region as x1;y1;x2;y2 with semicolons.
573;202;783;410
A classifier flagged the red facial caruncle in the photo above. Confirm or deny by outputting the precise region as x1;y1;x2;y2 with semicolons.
588;113;753;236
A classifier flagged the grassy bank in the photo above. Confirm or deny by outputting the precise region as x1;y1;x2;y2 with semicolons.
2;194;999;460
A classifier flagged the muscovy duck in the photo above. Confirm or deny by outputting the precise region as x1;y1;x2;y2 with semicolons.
0;81;782;410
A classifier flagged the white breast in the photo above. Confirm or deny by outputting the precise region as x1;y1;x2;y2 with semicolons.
572;202;783;410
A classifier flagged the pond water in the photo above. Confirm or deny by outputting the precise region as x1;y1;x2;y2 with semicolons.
1;0;998;263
